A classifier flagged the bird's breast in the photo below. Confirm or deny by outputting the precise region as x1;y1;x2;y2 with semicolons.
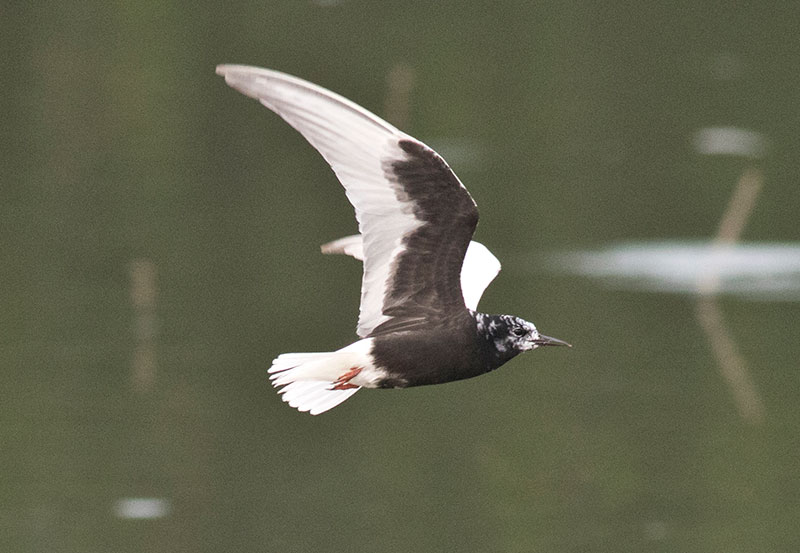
369;324;487;388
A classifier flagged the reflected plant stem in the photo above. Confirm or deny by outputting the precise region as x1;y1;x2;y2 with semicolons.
715;167;764;244
695;298;765;424
130;259;158;393
695;167;765;425
384;63;415;129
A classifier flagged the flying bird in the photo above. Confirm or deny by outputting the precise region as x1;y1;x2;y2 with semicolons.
216;65;570;415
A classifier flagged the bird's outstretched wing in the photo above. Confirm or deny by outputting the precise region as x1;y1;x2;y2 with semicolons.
321;235;501;311
217;65;479;337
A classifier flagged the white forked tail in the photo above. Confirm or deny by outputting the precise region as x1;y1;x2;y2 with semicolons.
268;339;375;415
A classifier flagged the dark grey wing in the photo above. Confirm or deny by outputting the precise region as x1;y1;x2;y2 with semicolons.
370;140;479;335
217;65;478;337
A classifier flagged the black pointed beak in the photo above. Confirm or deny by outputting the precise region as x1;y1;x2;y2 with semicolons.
534;334;572;348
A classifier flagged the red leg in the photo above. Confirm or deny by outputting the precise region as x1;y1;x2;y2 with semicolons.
332;367;362;390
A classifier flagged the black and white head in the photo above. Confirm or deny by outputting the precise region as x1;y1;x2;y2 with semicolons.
477;313;571;362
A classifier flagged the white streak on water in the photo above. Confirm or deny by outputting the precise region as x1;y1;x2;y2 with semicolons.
113;497;171;520
552;241;800;301
692;127;768;158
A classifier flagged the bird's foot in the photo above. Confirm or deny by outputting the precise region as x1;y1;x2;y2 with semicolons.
332;367;362;390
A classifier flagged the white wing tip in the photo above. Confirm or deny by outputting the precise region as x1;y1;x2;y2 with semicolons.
320;234;364;260
216;64;263;77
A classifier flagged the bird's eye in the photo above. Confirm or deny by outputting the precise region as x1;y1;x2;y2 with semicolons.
512;327;527;337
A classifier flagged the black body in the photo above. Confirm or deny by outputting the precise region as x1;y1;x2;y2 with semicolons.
371;312;524;388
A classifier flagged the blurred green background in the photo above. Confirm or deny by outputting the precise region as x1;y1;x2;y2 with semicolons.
3;2;799;552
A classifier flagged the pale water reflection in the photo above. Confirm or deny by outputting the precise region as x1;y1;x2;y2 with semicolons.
113;498;172;520
692;127;769;158
552;241;800;300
